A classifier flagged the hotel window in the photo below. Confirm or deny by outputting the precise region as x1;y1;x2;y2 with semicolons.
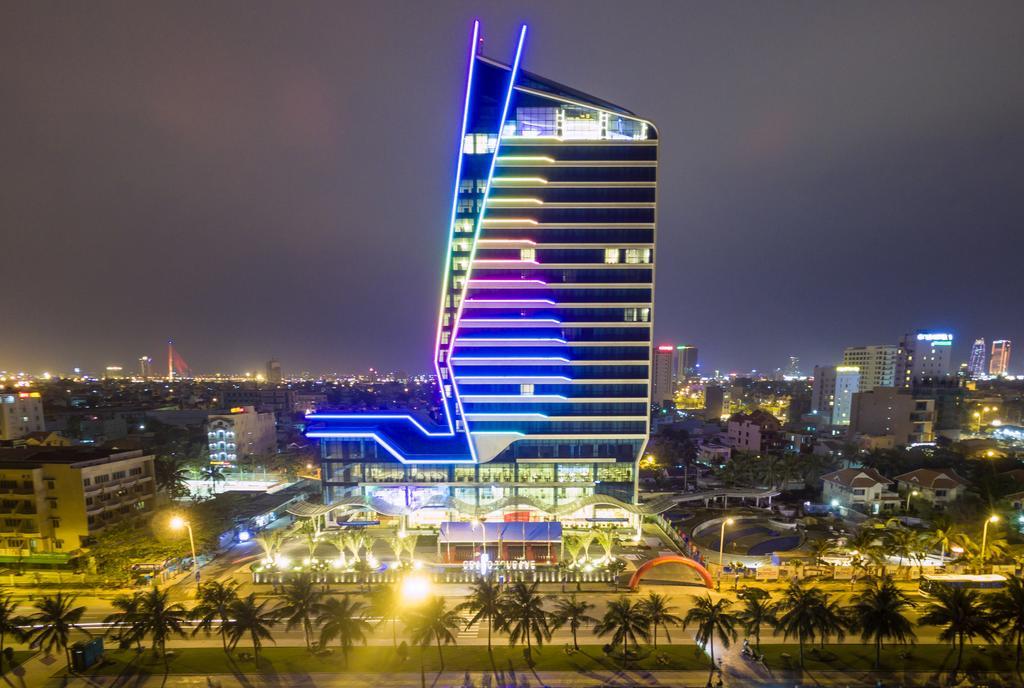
624;308;650;322
596;464;633;482
478;464;514;483
455;219;474;234
453;257;469;271
453;277;465;290
519;465;554;483
459;179;473;193
604;248;620;264
458;199;474;213
557;464;592;483
453;239;472;252
520;383;534;396
441;332;450;345
454;466;476;483
475;179;487;193
520;248;535;261
624;249;651;264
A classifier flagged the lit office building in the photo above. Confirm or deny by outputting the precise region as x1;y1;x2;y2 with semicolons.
651;345;675;405
811;365;860;426
895;331;953;389
967;338;986;379
989;340;1011;377
841;345;896;392
306;23;657;531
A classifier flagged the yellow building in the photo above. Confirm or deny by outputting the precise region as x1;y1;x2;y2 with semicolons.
0;447;156;562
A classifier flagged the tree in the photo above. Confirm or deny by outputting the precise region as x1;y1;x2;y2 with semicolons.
103;592;144;650
639;592;681;649
735;589;777;653
27;592;87;671
133;586;188;667
593;597;650;667
682;594;737;684
849;576;917;669
0;596;25;667
200;465;226;494
772;580;822;667
154;455;191;499
930;522;965;564
991;576;1024;671
814;595;848;648
918;585;996;674
315;596;371;667
256;530;286;563
550;595;596;651
498;582;551;665
273;576;322;650
369;584;403;649
224;594;276;662
594;529;616;561
456;576;505;653
404;596;462;671
190;580;241;652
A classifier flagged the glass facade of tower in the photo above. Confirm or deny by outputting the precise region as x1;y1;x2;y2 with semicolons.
306;23;658;527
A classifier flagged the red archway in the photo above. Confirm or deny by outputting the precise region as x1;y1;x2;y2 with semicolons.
628;555;714;590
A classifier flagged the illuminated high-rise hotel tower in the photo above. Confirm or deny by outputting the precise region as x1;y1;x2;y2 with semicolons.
305;23;658;528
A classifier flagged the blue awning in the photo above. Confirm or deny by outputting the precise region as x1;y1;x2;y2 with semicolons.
439;521;562;543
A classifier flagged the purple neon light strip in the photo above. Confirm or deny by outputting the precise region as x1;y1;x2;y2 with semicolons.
305;432;475;464
468;279;548;285
464;298;556;305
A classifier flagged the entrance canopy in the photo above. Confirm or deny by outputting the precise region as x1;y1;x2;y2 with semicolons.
439;521;562;544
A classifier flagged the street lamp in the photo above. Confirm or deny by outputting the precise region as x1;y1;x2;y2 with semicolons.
717;517;734;590
170;516;200;587
981;515;999;567
905;490;919;511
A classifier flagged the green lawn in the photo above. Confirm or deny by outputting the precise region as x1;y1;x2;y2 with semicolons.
71;644;712;676
759;643;1020;674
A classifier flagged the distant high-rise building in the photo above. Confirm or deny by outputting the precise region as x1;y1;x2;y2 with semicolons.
842;345;897;392
831;366;860;426
652;345;676;406
785;356;801;378
676;345;699;379
895;331;954;389
704;385;725;419
138;356;152;379
811;365;837;418
990;340;1011;376
967;338;986;378
266;359;283;384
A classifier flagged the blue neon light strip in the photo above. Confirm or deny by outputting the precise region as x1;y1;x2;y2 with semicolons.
305;432;476;464
305;413;451;436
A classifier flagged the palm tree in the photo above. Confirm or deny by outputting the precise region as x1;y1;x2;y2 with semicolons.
593;597;650;667
735;589;777;653
0;596;25;667
682;594;738;685
224;594;276;663
345;530;369;561
456;576;504;653
387;535;406;564
498;582;551;665
563;534;584;565
369;584;403;649
154;455;191;499
772;580;822;667
103;592;144;650
639;592;681;649
404;596;462;671
190;580;240;652
27;592;87;671
315;596;371;667
930;520;964;564
134;586;188;667
885;526;916;572
550;595;596;651
200;464;226;493
814;595;848;649
849;576;917;669
918;585;997;674
991;577;1024;671
273;576;322;650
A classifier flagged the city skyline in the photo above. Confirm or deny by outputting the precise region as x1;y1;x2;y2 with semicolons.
3;3;1023;374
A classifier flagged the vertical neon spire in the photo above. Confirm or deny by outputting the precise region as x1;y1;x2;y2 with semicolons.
432;20;480;433
447;24;528;461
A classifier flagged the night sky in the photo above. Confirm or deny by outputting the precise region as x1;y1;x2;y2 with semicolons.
3;2;1023;376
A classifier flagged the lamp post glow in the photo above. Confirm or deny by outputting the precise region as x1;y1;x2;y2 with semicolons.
170;516;199;587
905;490;919;511
717;518;734;590
981;515;999;567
